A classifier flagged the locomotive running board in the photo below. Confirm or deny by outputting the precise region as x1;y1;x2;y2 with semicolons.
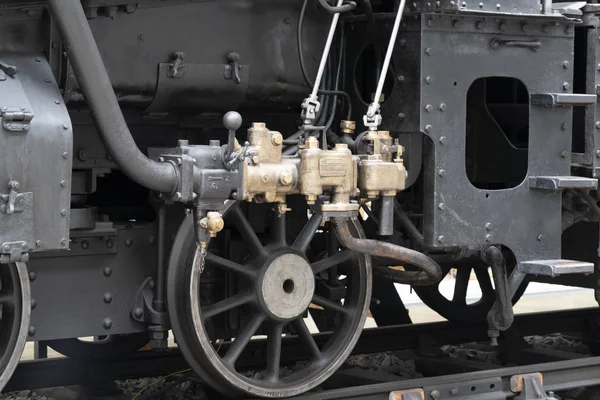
518;260;594;277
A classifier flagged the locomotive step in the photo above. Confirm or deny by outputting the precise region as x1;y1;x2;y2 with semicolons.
528;176;598;190
518;260;594;277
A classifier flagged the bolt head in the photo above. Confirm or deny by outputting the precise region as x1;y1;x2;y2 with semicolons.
425;104;433;112
103;267;112;277
562;82;570;91
485;222;492;230
271;132;283;146
133;307;143;318
102;318;112;330
437;235;444;243
438;203;446;210
537;234;543;241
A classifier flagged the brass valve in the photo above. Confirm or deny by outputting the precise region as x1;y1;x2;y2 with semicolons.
199;211;225;238
358;131;407;198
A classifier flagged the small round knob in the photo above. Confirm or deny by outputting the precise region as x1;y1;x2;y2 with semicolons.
223;111;242;131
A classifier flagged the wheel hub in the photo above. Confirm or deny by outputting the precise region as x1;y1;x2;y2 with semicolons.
260;253;315;320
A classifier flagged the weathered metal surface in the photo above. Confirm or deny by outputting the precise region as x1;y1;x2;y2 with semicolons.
0;54;72;253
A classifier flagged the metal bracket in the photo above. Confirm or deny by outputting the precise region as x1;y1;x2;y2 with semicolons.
168;51;185;78
529;176;598;190
490;38;542;51
1;107;33;132
224;52;242;84
0;181;31;215
511;373;554;400
130;277;169;326
0;241;28;263
531;93;597;107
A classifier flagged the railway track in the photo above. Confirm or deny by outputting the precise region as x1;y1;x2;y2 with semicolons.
6;307;600;397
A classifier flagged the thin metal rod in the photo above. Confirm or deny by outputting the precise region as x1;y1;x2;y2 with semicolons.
311;0;344;98
155;206;166;312
367;0;406;116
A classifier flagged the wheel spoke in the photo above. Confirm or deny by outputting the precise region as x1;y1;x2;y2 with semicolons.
229;206;266;257
312;250;354;275
266;323;284;381
223;313;264;367
452;267;471;305
292;318;320;359
272;213;287;246
312;295;351;316
203;292;254;319
205;253;255;278
292;212;322;253
474;267;495;299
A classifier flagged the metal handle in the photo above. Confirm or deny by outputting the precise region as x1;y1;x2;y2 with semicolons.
227;52;241;84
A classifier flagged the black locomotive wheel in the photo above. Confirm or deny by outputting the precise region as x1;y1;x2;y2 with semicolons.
412;262;528;324
168;202;371;398
0;262;31;391
46;333;149;360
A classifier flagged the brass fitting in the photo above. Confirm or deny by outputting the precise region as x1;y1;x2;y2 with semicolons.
358;131;407;198
340;120;356;135
199;211;225;238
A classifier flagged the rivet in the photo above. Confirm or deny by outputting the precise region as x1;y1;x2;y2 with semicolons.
35;57;41;62
562;82;570;91
485;234;492;242
450;388;459;396
439;136;446;144
499;22;506;31
3;244;9;251
439;103;447;111
21;242;27;250
595;121;600;129
62;123;68;130
566;25;573;34
397;75;405;84
437;235;445;243
453;19;461;28
478;2;483;7
438;169;446;177
438;203;446;210
537;234;543;241
425;47;432;55
425;104;433;112
398;112;406;120
561;122;568;131
31;298;37;310
133;307;143;318
29;271;36;281
431;390;441;400
125;237;133;247
425;76;432;84
103;293;113;304
60;180;67;187
485;222;492;231
562;61;570;69
45;79;51;83
476;21;483;29
103;267;112;277
461;1;466;6
149;279;156;289
28;326;36;336
106;240;114;249
427;19;434;27
60;209;67;216
35;240;41;247
595;150;600;158
62;152;68;159
81;240;89;250
102;318;112;330
561;150;568;158
60;238;67;246
54;99;60;105
496;3;501;10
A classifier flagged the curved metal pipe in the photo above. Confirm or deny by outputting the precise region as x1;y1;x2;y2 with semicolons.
333;219;442;286
317;0;357;14
47;0;178;193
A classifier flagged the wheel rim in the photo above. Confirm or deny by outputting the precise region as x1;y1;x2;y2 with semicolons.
412;261;528;324
0;262;31;391
168;202;371;398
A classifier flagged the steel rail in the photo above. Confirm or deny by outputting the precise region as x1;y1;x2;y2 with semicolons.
5;307;600;392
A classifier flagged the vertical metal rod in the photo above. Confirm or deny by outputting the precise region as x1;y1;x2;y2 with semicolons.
542;0;552;14
367;0;407;116
310;0;344;98
154;206;166;312
378;196;394;236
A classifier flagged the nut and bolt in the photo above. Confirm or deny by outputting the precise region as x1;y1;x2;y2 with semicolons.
279;173;293;185
271;132;283;146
